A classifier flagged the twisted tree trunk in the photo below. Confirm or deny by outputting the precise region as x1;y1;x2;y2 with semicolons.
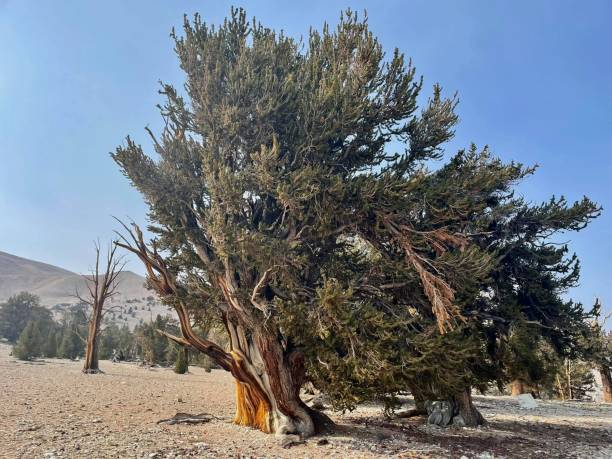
398;383;428;417
452;388;485;427
117;227;331;438
225;322;315;436
161;319;321;436
83;312;101;373
600;365;612;403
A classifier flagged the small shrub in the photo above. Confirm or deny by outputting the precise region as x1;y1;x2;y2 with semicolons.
174;347;188;374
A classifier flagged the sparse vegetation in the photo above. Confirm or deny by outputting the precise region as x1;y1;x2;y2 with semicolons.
174;346;188;374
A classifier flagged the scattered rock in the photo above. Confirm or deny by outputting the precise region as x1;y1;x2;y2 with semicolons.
516;394;538;409
157;413;217;425
426;400;455;426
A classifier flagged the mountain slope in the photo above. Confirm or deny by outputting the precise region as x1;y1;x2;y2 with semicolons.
0;251;172;327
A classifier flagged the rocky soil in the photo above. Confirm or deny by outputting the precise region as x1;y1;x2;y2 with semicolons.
0;343;610;458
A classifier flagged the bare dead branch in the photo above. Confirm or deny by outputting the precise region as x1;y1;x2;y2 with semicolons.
82;238;126;372
113;219;234;372
156;328;191;348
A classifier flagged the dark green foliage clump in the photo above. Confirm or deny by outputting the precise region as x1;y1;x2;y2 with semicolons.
8;301;93;361
98;323;136;360
0;292;50;343
134;314;179;365
174;347;189;374
13;319;46;360
56;305;88;360
7;294;59;361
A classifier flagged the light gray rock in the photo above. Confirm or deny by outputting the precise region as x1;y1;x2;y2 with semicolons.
516;393;538;409
426;400;455;426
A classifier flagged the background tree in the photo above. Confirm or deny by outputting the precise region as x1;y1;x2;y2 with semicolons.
0;292;49;343
79;241;124;374
174;345;189;374
98;322;122;360
98;322;137;361
12;319;42;360
582;299;612;402
57;305;88;360
134;314;179;365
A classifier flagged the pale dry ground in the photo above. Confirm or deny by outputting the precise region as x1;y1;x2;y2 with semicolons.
0;343;610;459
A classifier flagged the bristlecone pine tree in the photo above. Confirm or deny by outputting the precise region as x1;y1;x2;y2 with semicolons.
80;242;124;374
112;8;599;435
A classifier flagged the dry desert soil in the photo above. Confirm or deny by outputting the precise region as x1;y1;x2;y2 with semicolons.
0;343;610;459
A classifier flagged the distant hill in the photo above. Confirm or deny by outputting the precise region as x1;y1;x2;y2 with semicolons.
0;251;173;327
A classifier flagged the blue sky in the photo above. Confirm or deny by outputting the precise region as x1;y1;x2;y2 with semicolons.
0;1;610;314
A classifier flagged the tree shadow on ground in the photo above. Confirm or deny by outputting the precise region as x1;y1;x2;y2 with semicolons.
318;413;611;458
14;359;47;365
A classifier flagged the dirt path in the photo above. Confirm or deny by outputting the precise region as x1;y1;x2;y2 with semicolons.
0;343;610;458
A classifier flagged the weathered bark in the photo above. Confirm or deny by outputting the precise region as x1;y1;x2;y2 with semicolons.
565;359;573;400
452;388;485;427
83;314;101;373
116;226;333;438
164;322;327;436
556;373;566;401
226;323;317;437
600;365;612;403
510;379;525;396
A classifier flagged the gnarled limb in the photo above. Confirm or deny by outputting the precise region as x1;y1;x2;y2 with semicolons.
115;221;329;438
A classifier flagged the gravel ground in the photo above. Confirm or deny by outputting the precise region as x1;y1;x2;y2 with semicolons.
0;343;610;459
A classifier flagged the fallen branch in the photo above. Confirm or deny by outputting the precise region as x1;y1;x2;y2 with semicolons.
395;408;428;418
157;412;221;425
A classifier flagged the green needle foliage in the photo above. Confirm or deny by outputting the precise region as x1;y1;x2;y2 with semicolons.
112;7;600;419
